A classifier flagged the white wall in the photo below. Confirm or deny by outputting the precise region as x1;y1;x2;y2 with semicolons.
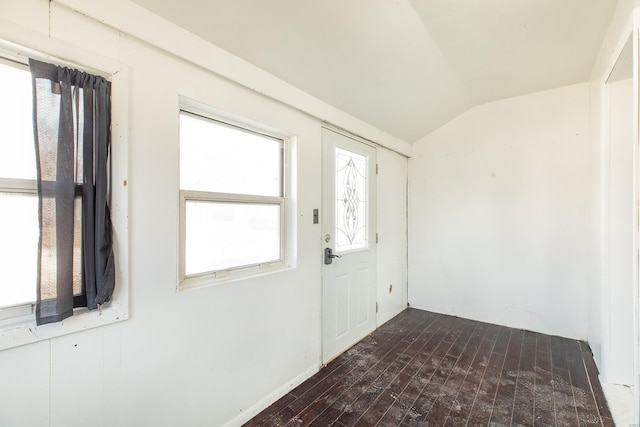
603;76;635;385
408;83;591;340
587;0;639;397
587;3;638;374
0;1;409;426
587;5;640;422
377;148;408;326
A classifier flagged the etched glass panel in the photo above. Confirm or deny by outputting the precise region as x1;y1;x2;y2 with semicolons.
335;147;367;252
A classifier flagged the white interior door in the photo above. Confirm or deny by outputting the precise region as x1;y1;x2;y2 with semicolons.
322;127;377;363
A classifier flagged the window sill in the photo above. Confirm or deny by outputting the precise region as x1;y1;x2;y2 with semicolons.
179;262;294;292
0;303;128;351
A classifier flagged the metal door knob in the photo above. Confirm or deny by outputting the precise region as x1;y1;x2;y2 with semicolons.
324;247;342;265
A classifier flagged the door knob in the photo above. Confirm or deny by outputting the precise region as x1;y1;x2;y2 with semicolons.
324;247;342;265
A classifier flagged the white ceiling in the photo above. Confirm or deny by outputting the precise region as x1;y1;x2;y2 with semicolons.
132;0;617;143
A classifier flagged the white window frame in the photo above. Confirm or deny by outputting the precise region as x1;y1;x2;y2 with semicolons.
0;42;129;351
178;107;292;290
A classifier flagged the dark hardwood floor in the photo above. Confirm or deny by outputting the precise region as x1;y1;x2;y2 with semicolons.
244;308;614;426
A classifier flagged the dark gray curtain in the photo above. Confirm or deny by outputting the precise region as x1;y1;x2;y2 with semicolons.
30;59;115;325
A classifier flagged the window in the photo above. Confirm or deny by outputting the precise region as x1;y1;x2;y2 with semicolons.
0;45;128;351
0;57;116;323
179;111;286;286
0;59;38;316
335;147;368;252
29;58;115;325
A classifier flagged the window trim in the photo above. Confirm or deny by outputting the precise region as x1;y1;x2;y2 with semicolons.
178;107;292;290
0;42;129;351
0;178;37;193
179;190;286;276
181;110;285;147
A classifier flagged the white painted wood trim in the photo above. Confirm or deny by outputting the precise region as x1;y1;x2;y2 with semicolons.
633;10;640;424
602;381;635;426
221;364;319;427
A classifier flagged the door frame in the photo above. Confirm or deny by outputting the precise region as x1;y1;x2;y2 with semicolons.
320;124;378;364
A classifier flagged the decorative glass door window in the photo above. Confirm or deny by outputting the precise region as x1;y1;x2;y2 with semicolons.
335;147;367;252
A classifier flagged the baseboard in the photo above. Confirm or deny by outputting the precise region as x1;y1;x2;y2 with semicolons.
602;381;635;426
221;364;320;427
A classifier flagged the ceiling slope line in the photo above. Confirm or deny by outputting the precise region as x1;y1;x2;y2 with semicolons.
52;0;412;156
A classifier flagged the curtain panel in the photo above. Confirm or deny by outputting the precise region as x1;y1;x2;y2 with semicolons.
29;59;115;325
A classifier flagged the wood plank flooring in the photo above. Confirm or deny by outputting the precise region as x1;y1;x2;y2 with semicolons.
244;309;614;426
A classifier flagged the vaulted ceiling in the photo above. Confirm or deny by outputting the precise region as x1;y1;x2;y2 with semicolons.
132;0;617;143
